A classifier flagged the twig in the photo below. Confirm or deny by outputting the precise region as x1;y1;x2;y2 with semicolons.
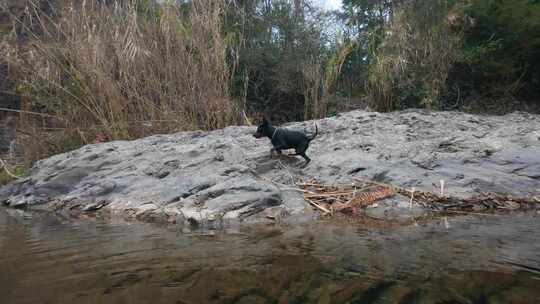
305;199;331;214
305;192;352;198
353;177;401;191
276;159;296;185
0;158;22;179
242;110;252;125
440;180;445;196
0;107;61;119
409;187;415;210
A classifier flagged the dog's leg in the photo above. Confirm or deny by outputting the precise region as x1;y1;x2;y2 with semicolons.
295;143;311;167
271;145;286;159
299;152;311;165
270;147;284;158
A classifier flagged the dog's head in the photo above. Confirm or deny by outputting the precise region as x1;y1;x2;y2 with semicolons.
253;117;271;138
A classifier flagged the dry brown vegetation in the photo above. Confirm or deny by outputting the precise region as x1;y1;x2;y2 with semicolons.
297;178;540;217
1;0;539;166
3;0;243;163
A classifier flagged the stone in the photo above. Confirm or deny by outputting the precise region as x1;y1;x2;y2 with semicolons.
1;109;539;225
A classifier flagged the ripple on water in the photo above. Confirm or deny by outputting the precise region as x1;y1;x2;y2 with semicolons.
0;208;539;304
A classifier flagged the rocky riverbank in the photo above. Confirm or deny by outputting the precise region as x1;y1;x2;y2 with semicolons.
1;110;539;225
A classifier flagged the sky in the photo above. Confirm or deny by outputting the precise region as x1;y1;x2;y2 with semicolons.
314;0;342;11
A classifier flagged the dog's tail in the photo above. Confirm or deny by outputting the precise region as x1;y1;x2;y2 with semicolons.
308;123;318;142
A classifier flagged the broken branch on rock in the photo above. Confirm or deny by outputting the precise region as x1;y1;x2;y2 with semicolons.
297;178;540;217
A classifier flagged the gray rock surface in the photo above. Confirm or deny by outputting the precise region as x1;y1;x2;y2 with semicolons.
1;110;539;224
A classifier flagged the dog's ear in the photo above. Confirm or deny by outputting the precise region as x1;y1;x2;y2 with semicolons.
262;117;270;126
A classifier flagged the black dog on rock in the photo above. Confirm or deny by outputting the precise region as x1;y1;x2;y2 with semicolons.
253;117;318;165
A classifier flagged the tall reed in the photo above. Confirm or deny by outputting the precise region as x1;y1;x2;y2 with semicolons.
5;0;242;162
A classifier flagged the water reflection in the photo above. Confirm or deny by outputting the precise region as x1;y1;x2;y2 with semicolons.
1;208;539;303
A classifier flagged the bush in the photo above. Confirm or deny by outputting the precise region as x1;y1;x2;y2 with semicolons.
366;0;461;112
442;0;540;113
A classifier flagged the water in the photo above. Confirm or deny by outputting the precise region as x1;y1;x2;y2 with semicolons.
1;208;539;304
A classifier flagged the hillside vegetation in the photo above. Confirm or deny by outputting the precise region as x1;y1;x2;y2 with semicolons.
0;0;539;164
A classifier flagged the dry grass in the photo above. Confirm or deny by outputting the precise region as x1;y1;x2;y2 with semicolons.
4;0;243;163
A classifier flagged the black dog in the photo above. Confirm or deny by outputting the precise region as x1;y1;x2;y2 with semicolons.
253;117;318;165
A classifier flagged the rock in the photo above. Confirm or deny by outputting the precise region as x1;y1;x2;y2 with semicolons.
1;110;540;225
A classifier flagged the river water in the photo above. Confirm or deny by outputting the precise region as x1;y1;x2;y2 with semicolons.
1;208;539;304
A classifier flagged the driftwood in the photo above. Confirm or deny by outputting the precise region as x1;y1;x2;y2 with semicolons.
297;177;540;216
334;187;396;212
297;179;397;214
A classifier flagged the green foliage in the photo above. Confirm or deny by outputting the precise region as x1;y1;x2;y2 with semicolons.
455;0;540;98
342;0;540;113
